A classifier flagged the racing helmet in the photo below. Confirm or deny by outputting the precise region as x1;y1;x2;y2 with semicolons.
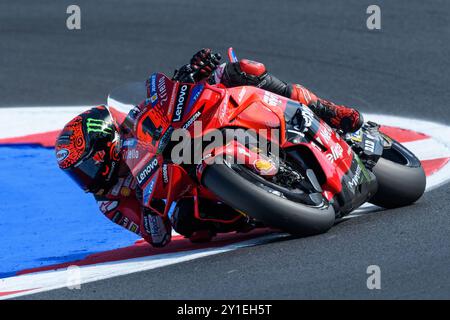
55;105;121;193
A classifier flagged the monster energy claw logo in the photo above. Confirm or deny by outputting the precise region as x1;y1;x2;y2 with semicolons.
86;118;112;134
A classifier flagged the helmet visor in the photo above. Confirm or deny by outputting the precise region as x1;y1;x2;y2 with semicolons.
65;157;104;192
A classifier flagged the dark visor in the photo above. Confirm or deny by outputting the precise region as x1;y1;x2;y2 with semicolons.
65;157;103;192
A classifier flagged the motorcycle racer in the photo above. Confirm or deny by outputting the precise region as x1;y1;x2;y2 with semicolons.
55;48;364;247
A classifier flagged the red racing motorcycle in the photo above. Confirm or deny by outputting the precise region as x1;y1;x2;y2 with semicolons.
109;48;426;236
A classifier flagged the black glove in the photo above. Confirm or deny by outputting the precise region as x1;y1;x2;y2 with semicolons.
172;49;222;83
190;48;222;81
172;64;195;83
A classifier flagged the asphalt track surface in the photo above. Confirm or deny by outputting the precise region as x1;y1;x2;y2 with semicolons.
1;0;449;299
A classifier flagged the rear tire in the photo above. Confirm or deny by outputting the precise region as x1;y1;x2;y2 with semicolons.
202;164;335;236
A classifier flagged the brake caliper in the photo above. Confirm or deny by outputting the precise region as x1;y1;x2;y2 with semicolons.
346;121;384;169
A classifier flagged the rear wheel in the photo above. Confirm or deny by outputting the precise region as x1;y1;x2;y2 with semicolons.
201;161;335;236
369;137;426;208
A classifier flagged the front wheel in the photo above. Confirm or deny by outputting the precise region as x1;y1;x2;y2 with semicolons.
201;163;336;236
369;138;426;208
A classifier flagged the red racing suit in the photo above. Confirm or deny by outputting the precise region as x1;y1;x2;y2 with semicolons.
94;160;172;247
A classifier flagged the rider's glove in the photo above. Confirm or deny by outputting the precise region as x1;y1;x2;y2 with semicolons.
172;64;195;83
190;48;222;81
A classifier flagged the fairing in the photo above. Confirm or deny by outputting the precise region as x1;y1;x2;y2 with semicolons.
119;72;376;219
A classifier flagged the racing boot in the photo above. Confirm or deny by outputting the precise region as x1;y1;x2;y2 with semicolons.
290;84;364;133
309;99;364;133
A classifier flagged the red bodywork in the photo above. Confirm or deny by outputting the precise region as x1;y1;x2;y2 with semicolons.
118;73;354;221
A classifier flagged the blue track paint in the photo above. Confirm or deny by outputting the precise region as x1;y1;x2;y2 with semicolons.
0;146;139;278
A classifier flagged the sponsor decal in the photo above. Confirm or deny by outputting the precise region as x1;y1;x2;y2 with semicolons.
253;158;276;175
157;76;169;106
168;204;178;225
172;84;190;122
120;216;130;228
301;107;315;132
162;163;169;185
149;74;158;106
320;126;333;144
166;80;178;117
254;159;274;171
364;133;376;153
98;200;119;214
182;106;203;130
122;138;137;148
112;211;123;223
263;92;282;107
365;139;376;153
144;213;169;245
218;95;228;124
56;149;69;163
123;149;139;160
149;215;163;237
123;174;133;188
86;118;112;134
136;156;159;187
110;177;124;196
120;187;131;197
157;126;174;154
326;143;344;163
185;84;204;114
143;176;157;205
128;222;139;233
348;164;363;189
143;212;152;234
106;160;117;182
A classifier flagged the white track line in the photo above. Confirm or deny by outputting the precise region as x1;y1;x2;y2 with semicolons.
0;233;285;299
403;139;450;161
0;106;88;139
368;113;450;191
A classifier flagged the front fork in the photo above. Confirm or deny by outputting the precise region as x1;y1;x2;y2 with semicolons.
345;121;384;170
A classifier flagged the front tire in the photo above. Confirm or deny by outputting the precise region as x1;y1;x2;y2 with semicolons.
201;164;335;236
369;139;426;208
